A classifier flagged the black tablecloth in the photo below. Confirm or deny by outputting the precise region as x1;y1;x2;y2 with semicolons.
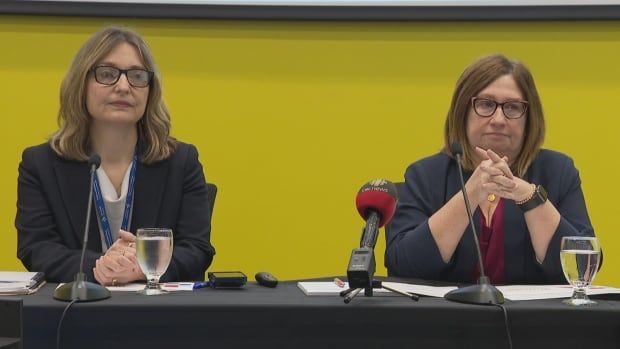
10;280;620;349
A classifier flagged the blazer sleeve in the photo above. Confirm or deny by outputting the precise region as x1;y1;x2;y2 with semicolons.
385;159;452;279
160;145;215;282
538;154;596;282
15;147;101;283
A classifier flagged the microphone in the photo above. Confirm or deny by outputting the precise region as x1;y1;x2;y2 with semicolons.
355;179;398;248
54;154;111;302
347;179;398;290
443;143;504;305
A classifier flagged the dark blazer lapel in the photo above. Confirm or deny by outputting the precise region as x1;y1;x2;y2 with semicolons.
130;160;169;232
54;159;102;251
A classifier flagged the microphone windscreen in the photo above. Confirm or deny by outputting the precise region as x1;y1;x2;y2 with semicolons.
450;142;463;157
88;154;101;169
355;179;398;227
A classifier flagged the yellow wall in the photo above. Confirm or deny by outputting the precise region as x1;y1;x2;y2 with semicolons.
1;16;618;286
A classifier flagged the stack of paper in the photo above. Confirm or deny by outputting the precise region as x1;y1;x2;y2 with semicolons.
0;271;45;295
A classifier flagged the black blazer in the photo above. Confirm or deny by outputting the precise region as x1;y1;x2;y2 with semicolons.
16;141;215;283
385;149;595;284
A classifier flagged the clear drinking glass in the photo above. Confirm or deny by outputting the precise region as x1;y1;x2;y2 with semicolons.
136;228;173;295
560;236;601;306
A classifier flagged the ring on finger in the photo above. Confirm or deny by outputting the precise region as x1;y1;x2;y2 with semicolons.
112;279;118;286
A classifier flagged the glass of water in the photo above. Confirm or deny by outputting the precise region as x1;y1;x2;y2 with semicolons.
560;236;601;306
136;228;173;295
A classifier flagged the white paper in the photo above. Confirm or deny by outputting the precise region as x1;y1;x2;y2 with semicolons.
0;281;32;293
0;271;40;283
105;282;196;292
297;281;620;300
381;282;457;298
297;281;369;295
0;271;45;294
57;282;196;292
497;284;620;301
297;281;457;297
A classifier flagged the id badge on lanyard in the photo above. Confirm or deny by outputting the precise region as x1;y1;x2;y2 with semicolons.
92;152;138;248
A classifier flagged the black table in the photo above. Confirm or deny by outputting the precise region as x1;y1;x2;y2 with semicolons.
8;281;620;349
0;297;21;349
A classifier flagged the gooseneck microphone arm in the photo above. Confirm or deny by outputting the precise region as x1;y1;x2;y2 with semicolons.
77;156;99;280
443;143;504;305
454;151;487;281
54;154;111;302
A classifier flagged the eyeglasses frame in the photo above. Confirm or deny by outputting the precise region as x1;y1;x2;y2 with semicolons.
471;96;529;120
90;65;154;88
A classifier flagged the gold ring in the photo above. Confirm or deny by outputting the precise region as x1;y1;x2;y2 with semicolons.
112;279;118;286
128;242;135;248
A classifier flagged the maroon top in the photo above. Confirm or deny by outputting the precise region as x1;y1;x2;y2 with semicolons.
476;198;506;285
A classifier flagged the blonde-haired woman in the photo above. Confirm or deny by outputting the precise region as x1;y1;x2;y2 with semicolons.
16;26;215;285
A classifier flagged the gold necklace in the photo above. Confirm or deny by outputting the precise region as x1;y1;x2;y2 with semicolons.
487;193;496;202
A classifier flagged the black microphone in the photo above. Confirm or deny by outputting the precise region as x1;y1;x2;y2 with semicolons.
347;179;398;290
443;143;504;305
54;154;111;302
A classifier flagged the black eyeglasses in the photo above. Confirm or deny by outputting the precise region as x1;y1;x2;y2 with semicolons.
471;97;528;119
90;65;154;88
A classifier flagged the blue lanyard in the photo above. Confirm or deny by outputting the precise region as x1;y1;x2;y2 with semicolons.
92;152;138;248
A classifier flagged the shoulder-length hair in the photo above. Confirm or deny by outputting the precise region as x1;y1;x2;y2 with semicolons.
50;25;176;164
443;54;545;178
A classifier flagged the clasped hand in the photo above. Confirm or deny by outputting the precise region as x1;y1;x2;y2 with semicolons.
93;230;145;286
467;147;533;205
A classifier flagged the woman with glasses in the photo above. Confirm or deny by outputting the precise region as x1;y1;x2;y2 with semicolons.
16;26;215;285
386;54;596;284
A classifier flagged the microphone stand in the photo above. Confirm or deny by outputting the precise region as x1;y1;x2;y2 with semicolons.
443;150;504;305
343;180;416;303
54;156;111;302
343;219;419;304
340;277;420;304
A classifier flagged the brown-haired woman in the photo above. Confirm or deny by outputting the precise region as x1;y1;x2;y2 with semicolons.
16;26;215;285
386;54;596;284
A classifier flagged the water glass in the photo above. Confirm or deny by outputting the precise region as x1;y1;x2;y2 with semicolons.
136;228;173;295
560;236;601;306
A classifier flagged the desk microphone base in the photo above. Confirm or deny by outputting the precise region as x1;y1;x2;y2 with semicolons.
444;278;504;305
53;273;111;302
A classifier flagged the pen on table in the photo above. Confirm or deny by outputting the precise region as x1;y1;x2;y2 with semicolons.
28;272;45;288
339;288;355;297
193;281;211;290
163;282;194;289
381;284;420;301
